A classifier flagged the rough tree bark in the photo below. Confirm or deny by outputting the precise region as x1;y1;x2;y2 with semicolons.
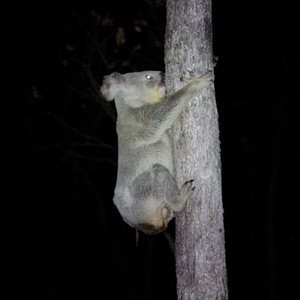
165;0;228;299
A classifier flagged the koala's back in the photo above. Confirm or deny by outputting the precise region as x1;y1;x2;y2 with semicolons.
116;124;174;189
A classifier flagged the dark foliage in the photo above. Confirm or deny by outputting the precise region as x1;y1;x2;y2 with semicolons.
4;0;299;299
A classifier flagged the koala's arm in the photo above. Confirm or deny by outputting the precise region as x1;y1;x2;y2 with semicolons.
134;72;213;144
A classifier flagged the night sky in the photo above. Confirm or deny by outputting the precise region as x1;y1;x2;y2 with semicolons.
4;0;299;299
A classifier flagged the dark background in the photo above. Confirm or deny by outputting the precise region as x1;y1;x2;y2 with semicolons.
4;0;299;299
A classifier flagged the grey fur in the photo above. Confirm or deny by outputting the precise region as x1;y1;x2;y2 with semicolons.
100;71;213;234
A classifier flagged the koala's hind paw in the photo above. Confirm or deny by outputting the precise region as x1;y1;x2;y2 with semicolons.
180;179;195;203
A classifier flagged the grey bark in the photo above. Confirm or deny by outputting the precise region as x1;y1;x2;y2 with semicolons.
164;0;228;299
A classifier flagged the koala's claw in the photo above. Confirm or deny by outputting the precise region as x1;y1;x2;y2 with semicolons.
181;70;214;88
180;179;195;202
180;70;195;82
199;70;214;82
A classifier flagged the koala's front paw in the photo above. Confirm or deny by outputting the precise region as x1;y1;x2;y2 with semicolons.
198;70;214;84
180;69;196;82
181;70;214;89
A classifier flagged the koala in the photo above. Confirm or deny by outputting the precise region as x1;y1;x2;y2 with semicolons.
101;70;213;234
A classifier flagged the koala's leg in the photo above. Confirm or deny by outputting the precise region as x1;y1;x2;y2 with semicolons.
130;164;194;215
130;169;154;201
151;164;179;200
140;71;214;144
152;164;193;213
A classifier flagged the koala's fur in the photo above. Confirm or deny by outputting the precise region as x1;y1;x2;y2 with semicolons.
101;71;213;234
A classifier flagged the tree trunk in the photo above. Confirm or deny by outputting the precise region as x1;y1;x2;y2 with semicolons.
165;0;228;299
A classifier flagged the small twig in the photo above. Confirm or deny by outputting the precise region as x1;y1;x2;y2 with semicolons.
163;231;175;255
45;110;106;144
42;141;116;152
64;149;117;165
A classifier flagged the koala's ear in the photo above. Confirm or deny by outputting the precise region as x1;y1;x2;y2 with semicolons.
100;72;124;101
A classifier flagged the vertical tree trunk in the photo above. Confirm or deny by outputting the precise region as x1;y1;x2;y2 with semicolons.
165;0;228;299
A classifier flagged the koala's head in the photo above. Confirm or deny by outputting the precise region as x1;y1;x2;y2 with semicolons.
100;71;165;108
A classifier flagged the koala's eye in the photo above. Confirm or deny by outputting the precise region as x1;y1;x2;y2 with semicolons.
145;74;153;80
